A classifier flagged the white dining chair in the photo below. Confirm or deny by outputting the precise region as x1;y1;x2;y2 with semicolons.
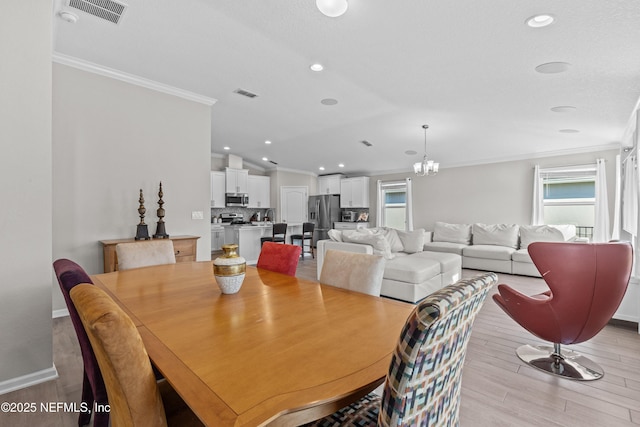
115;240;176;271
319;249;386;297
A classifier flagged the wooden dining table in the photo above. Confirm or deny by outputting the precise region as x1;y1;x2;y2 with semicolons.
90;261;414;427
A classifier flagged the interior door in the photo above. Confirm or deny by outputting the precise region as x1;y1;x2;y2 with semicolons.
280;186;308;225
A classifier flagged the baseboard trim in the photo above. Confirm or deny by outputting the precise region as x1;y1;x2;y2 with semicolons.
0;366;59;396
52;308;70;319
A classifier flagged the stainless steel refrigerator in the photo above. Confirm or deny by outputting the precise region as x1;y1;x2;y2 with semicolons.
308;194;341;245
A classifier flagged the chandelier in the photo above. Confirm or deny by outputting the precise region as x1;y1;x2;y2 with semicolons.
413;125;439;176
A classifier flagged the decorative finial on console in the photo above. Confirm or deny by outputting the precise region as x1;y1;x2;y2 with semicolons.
153;181;169;239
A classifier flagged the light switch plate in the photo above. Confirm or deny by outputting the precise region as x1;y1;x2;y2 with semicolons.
191;211;204;220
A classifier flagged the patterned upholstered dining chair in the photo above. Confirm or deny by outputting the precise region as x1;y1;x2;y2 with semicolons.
257;242;302;276
115;240;176;270
70;284;203;427
306;272;497;426
53;258;109;427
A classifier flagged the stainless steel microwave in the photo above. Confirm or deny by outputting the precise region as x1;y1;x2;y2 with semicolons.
225;193;249;207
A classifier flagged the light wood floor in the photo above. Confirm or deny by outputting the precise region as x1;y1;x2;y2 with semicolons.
3;256;639;426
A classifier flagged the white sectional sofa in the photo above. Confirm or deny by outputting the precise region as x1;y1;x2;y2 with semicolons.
423;222;582;277
317;227;461;303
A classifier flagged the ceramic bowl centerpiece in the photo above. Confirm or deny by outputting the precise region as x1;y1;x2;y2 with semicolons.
213;244;246;294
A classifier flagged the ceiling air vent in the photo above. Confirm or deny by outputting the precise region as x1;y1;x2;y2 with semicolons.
269;160;278;165
233;88;258;99
360;140;373;147
68;0;128;25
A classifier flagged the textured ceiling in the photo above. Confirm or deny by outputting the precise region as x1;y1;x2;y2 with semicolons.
53;0;640;175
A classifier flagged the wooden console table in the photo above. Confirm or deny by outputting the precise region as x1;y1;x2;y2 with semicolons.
100;235;200;273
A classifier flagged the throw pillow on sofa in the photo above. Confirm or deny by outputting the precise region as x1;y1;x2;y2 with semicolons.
342;231;394;260
472;223;519;249
519;225;565;249
380;227;405;253
432;222;472;245
328;229;343;242
396;229;425;253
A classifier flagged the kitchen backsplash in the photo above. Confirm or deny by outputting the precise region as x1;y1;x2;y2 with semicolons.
211;207;267;222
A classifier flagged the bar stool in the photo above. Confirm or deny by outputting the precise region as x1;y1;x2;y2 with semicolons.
290;222;315;258
260;223;287;247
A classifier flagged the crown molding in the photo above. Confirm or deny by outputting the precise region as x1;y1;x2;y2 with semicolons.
52;52;217;106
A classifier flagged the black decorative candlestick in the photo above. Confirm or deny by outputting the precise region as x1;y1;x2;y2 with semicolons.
135;189;150;240
153;181;169;239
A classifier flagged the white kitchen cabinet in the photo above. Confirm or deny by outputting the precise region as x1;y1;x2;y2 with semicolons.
211;225;225;252
340;177;370;208
334;222;370;230
248;175;271;208
211;171;226;208
225;168;249;194
316;174;343;195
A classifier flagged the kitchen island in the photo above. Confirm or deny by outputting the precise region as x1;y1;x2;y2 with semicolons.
224;223;302;264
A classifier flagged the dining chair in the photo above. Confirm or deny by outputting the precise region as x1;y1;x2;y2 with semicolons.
115;240;176;270
53;258;109;427
493;241;633;380
70;284;204;427
306;272;497;426
319;249;386;297
260;223;287;247
257;242;302;276
290;222;315;258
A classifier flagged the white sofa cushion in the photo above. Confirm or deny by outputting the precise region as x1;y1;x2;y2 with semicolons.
383;255;440;283
519;225;566;249
396;229;425;253
432;222;472;244
342;231;394;259
463;244;515;261
472;223;519;248
511;248;533;263
423;241;466;255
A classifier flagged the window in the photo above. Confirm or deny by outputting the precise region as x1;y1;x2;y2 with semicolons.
536;165;596;240
377;180;413;230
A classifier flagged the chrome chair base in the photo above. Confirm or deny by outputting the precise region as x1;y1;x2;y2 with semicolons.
516;344;604;381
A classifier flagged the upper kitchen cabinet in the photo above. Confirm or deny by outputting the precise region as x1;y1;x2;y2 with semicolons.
211;171;226;208
340;177;370;208
247;175;271;208
316;174;344;195
225;167;249;194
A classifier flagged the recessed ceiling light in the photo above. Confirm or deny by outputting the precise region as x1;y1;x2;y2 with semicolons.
321;98;338;106
264;140;272;145
526;14;554;28
559;129;580;133
405;150;418;156
310;63;324;72
550;106;577;113
58;11;79;23
316;0;348;17
319;166;325;171
262;157;269;161
535;62;571;74
338;163;345;168
223;146;230;150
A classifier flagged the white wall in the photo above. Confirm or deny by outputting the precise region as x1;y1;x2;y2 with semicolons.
0;1;54;387
52;64;212;311
369;149;619;231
